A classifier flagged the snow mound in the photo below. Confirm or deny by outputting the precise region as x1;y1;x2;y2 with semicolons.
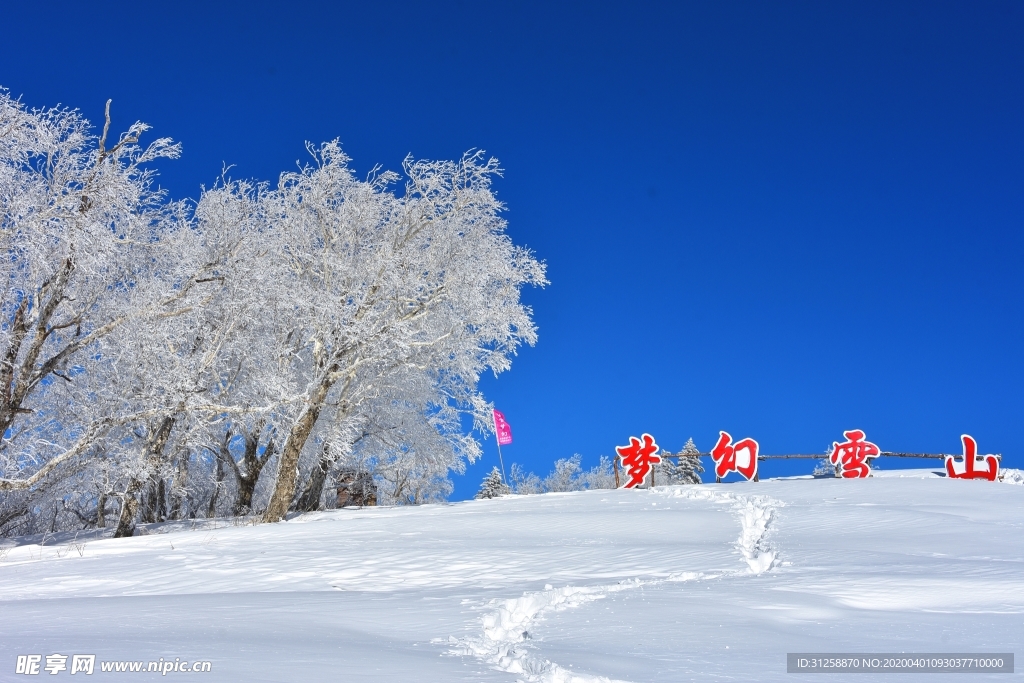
1000;468;1024;485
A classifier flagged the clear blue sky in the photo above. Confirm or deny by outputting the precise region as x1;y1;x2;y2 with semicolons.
4;1;1022;498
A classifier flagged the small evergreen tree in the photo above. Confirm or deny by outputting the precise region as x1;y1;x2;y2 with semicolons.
655;437;704;485
677;437;704;484
475;466;511;499
813;444;837;477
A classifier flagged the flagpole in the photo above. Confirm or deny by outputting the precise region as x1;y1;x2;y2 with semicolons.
496;438;508;487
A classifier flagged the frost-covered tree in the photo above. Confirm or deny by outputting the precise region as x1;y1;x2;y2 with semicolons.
0;90;546;535
81;174;292;536
677;437;705;484
0;92;179;491
544;455;583;492
217;419;277;516
0;91;243;536
308;382;471;508
509;455;616;494
656;437;704;485
475;466;510;499
510;463;543;494
249;144;546;522
579;456;616;489
813;444;836;477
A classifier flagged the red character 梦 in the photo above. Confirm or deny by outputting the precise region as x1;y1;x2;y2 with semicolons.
616;433;662;488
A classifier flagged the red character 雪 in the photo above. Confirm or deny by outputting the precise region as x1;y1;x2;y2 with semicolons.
829;429;879;478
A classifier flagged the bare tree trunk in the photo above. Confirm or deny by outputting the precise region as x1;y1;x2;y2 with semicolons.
0;505;28;534
263;376;335;522
96;490;107;528
294;443;332;512
141;481;158;524
157;479;167;520
208;452;224;518
142;465;171;523
234;459;259;515
0;258;75;439
219;421;275;516
114;485;140;538
169;449;189;520
114;416;175;538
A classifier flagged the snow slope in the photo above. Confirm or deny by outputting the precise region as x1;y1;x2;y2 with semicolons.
1;475;1022;681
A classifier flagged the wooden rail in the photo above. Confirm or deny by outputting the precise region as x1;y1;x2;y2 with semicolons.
658;452;1002;461
617;451;1003;487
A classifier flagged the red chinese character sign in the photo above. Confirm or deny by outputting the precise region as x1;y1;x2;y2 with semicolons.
945;434;998;481
829;429;879;478
616;434;662;488
711;431;759;481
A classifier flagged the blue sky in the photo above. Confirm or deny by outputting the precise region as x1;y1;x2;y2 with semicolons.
4;1;1022;498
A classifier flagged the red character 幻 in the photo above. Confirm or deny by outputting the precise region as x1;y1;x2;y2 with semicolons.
710;431;759;481
945;434;998;481
829;429;879;478
616;434;661;488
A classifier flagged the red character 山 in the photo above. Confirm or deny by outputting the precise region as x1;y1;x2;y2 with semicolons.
945;434;998;481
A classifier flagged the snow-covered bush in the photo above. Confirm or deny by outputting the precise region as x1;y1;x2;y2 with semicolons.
545;455;584;492
813;444;837;477
579;456;617;489
510;463;543;495
509;456;616;494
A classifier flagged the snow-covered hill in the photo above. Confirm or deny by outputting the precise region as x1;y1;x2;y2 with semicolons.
1;473;1022;681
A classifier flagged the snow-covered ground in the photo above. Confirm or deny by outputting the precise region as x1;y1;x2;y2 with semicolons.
1;471;1022;681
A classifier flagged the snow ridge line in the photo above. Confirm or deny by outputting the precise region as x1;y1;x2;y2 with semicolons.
443;487;782;682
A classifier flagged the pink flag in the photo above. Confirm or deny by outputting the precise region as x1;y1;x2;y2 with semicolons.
493;409;513;446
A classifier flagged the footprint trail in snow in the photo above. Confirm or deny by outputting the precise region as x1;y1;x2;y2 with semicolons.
444;486;783;683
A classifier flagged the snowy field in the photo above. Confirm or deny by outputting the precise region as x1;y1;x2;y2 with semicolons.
1;471;1022;682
